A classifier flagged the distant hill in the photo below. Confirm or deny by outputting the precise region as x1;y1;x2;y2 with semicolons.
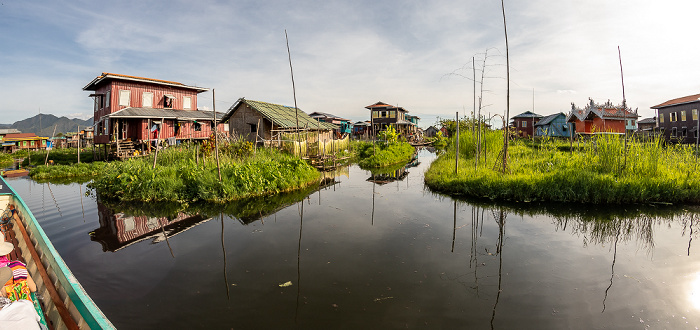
6;114;92;136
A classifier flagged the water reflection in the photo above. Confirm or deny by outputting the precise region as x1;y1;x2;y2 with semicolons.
367;156;419;185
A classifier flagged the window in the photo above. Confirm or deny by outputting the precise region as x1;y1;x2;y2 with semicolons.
521;121;527;127
118;90;130;107
671;112;677;122
105;91;110;108
659;114;664;123
694;109;698;121
671;127;677;137
183;96;192;110
381;111;387;118
390;111;396;118
164;95;175;108
142;92;153;107
372;111;378;119
682;111;687;121
194;122;202;131
682;127;687;137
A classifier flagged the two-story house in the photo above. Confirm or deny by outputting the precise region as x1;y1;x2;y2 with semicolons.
365;101;415;137
511;111;543;138
83;73;227;156
651;93;700;143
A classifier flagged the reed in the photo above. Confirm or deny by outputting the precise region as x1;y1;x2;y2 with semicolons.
425;132;700;204
354;140;415;168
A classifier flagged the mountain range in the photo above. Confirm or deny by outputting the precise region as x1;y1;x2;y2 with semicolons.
0;114;93;137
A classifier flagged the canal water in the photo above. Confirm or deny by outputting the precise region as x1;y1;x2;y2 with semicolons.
5;149;700;329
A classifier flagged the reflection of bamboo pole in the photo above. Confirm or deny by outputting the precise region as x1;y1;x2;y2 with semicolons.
161;223;175;258
222;213;230;300
451;200;457;253
295;200;304;323
77;124;81;164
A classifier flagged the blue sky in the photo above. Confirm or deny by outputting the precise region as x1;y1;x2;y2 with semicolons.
1;0;699;128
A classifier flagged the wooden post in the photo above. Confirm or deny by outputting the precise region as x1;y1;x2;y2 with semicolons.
77;125;81;164
455;111;459;174
213;89;222;182
152;118;163;169
44;125;57;166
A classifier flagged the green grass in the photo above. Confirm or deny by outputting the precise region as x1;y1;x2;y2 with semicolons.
353;140;415;168
22;148;95;166
88;146;321;203
425;130;700;204
29;162;107;180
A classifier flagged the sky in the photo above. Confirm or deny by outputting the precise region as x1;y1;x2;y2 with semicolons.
1;0;699;128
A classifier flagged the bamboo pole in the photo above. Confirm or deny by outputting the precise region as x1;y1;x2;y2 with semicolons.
285;30;300;142
618;46;628;172
500;0;510;173
77;124;81;164
152;117;163;169
213;89;222;182
455;111;459;174
44;125;57;166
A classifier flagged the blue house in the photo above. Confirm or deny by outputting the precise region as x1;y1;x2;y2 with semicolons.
535;113;574;137
309;112;352;136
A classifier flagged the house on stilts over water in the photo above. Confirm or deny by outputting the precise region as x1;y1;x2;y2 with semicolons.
84;73;227;159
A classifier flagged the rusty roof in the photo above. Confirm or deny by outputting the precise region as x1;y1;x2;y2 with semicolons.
651;93;700;109
83;73;209;92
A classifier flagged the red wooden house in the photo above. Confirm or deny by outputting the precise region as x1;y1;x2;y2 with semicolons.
83;73;227;156
567;98;638;135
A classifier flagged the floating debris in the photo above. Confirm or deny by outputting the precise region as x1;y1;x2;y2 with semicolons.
279;281;293;287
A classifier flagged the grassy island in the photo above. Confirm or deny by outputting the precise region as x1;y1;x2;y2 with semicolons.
353;126;416;168
425;129;700;204
89;145;321;203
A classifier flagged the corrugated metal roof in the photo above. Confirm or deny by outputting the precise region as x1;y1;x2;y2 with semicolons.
512;111;543;119
224;99;337;130
535;113;565;126
106;108;225;121
83;73;209;92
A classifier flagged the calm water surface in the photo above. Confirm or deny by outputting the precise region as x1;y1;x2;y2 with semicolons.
6;149;700;329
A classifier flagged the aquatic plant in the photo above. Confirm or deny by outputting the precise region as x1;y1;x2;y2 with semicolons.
89;146;320;203
425;131;700;204
29;162;107;180
354;140;415;168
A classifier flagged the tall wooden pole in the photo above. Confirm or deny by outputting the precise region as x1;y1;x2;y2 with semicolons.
500;0;510;173
285;30;300;146
213;89;222;182
77;125;81;164
455;111;459;174
152;118;163;169
618;46;628;172
44;125;57;166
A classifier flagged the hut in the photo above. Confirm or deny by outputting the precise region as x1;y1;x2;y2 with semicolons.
534;113;573;137
221;98;337;145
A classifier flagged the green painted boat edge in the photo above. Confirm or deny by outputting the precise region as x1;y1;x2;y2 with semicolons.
0;176;115;329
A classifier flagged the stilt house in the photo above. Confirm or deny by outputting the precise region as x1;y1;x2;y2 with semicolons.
366;102;416;137
651;93;700;143
83;73;227;157
221;98;337;144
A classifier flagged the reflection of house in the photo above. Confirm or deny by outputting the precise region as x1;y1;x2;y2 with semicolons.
2;133;48;153
221;98;337;144
90;203;210;252
567;98;638;135
366;157;419;185
83;73;226;151
534;113;573;137
511;111;542;138
651;94;700;143
366;101;416;137
309;112;352;136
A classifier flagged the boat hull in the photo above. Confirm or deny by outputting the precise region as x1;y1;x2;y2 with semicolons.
0;177;114;329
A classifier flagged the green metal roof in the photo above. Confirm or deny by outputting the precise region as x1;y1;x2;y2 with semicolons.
224;98;337;131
